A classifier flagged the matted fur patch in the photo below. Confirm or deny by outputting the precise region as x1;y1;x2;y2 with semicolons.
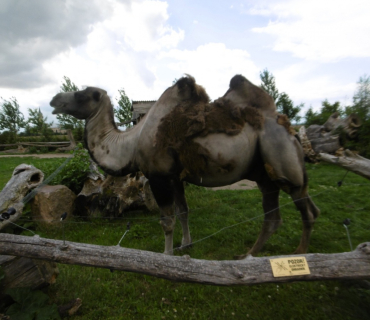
156;97;264;177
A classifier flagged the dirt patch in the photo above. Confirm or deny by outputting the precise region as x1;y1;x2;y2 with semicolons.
210;179;257;190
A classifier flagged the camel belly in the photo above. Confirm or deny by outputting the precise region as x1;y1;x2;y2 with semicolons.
183;130;258;187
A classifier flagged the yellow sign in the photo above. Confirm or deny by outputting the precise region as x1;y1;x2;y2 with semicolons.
270;257;310;277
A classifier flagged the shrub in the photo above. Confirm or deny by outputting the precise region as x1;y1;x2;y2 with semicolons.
57;143;91;193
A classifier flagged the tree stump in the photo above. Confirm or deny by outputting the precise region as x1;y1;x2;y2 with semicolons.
305;113;362;155
76;172;158;217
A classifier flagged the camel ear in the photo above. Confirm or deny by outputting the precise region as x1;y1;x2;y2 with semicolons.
92;91;101;102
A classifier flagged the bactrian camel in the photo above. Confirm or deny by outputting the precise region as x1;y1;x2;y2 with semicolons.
50;75;319;257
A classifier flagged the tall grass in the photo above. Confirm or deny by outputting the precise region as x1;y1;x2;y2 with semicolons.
0;157;369;319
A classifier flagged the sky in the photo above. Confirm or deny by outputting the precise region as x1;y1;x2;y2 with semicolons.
1;0;369;125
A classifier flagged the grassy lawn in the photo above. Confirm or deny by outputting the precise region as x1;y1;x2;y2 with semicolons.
1;157;370;319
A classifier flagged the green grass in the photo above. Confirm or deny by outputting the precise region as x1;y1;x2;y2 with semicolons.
1;157;370;319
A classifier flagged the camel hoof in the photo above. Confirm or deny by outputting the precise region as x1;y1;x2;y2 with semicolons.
233;254;248;260
179;243;193;250
293;248;307;254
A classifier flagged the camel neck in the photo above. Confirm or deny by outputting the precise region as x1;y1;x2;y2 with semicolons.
84;102;139;176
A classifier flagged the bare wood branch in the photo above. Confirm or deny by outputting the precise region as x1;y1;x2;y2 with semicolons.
319;149;370;180
0;164;44;230
0;234;369;286
0;142;70;147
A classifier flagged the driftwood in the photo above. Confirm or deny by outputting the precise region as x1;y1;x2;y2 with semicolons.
0;164;44;230
305;113;362;155
319;149;370;180
0;164;60;296
0;234;369;286
0;142;70;147
298;126;318;162
76;170;158;217
323;112;362;138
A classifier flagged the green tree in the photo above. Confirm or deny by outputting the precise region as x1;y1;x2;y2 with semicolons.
57;76;84;140
260;69;302;123
304;100;342;126
277;93;302;123
304;107;320;126
0;97;26;142
27;108;54;141
114;88;133;128
60;76;79;92
259;69;279;102
342;74;370;157
346;74;370;120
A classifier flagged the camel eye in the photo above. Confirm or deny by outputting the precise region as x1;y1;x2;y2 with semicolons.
92;91;100;102
75;92;87;103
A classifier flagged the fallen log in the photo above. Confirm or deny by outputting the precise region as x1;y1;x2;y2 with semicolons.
0;234;369;286
319;149;370;180
0;164;44;230
0;255;58;293
305;113;362;155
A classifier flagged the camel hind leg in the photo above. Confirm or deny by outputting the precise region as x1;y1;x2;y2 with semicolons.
235;175;282;259
258;117;320;254
289;185;320;254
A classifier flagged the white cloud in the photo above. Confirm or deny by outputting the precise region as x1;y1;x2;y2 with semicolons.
105;0;184;52
41;0;185;103
0;0;114;88
158;43;260;99
272;62;357;113
250;0;370;62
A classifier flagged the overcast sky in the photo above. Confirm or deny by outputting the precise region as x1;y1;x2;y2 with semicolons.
1;0;369;125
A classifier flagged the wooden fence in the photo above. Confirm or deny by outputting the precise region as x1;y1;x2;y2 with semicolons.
0;233;368;286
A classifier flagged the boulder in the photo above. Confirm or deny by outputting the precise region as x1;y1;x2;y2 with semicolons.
31;185;76;224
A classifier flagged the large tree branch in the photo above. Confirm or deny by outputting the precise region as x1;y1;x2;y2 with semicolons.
0;234;369;286
319;149;370;180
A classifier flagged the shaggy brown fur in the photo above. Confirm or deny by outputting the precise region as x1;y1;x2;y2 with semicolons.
176;75;210;104
277;114;297;136
156;78;264;177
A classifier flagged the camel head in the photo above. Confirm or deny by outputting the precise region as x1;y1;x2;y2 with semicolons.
50;87;109;120
223;74;277;116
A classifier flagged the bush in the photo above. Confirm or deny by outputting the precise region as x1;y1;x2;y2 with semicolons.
34;143;91;194
56;143;91;193
28;146;38;154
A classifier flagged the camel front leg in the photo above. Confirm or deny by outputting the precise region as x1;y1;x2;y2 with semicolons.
149;176;176;255
173;179;191;249
159;205;177;255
